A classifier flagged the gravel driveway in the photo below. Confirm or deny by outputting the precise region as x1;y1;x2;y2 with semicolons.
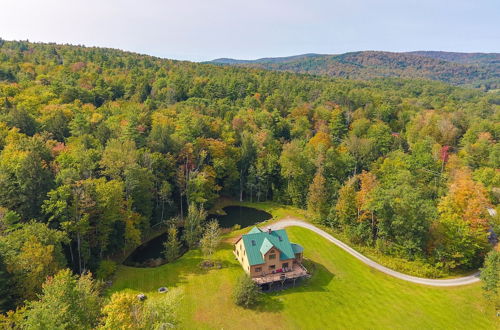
265;217;480;287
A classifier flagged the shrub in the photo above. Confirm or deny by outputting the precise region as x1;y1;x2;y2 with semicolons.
96;260;117;280
480;249;499;306
233;275;261;308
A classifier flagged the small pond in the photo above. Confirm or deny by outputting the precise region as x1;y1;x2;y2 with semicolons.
123;205;271;267
212;205;272;228
123;231;187;267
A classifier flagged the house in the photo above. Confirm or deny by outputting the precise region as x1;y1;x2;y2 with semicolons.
234;226;308;285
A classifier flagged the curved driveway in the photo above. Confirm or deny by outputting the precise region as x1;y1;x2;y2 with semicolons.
265;217;480;287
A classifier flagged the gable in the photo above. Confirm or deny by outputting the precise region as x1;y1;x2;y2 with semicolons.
241;228;296;266
259;238;274;255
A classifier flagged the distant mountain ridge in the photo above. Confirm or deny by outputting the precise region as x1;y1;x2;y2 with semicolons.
408;51;500;65
209;51;500;89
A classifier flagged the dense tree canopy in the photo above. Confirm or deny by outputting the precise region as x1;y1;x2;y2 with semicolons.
0;40;498;319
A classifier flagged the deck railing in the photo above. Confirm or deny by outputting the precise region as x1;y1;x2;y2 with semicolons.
253;264;309;284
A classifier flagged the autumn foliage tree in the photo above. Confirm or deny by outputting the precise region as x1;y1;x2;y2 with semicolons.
431;164;491;269
0;40;498;318
307;167;328;222
20;269;102;329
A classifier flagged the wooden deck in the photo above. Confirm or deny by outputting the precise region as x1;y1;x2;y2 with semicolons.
252;264;309;285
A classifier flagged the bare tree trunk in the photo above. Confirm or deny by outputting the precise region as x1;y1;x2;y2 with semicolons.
239;169;244;202
69;242;74;265
179;190;183;220
371;212;376;241
257;180;261;202
161;200;165;223
77;232;82;274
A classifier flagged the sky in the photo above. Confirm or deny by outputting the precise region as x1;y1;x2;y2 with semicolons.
1;0;499;62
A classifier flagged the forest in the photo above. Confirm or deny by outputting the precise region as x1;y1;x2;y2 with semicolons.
210;50;500;90
0;39;498;326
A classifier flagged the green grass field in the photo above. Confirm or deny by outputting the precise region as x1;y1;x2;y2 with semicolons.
213;199;473;279
110;225;498;329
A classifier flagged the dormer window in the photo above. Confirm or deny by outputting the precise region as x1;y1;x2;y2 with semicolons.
251;240;256;246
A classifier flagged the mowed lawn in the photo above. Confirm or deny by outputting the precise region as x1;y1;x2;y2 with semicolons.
109;227;498;329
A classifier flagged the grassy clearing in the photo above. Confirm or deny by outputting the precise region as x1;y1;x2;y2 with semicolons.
110;225;498;329
219;199;473;278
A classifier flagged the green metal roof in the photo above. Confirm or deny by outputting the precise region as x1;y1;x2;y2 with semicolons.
259;238;274;255
291;243;304;254
241;227;299;266
247;227;263;234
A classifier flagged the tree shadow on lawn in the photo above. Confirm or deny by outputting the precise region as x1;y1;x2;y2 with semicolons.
253;293;285;313
267;260;335;295
247;261;334;314
114;256;221;293
113;243;241;293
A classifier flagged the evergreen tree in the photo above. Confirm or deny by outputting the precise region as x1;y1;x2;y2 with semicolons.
233;275;262;308
0;252;12;313
163;225;181;263
329;107;347;145
182;203;206;249
200;220;221;258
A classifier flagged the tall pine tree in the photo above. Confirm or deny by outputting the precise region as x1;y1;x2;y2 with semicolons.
0;252;12;312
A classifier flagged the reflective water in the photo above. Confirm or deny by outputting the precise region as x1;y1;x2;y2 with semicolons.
124;206;271;267
212;206;272;228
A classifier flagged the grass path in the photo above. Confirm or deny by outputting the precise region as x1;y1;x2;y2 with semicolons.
110;226;498;329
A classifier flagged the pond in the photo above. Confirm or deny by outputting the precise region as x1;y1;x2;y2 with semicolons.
123;205;272;267
211;205;272;228
123;231;187;267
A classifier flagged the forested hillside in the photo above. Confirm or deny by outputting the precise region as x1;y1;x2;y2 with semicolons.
0;40;499;317
210;51;500;89
409;51;500;65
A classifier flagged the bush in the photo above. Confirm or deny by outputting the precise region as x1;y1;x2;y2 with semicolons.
480;249;499;306
233;275;261;308
96;260;117;280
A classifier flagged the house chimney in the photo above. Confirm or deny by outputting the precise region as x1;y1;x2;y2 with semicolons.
268;228;272;234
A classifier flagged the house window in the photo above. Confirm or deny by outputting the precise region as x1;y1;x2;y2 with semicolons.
251;240;256;246
282;262;289;269
269;265;276;270
255;267;262;272
236;250;239;256
269;254;276;260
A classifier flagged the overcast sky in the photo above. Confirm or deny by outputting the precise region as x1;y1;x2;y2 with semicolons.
1;0;499;62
